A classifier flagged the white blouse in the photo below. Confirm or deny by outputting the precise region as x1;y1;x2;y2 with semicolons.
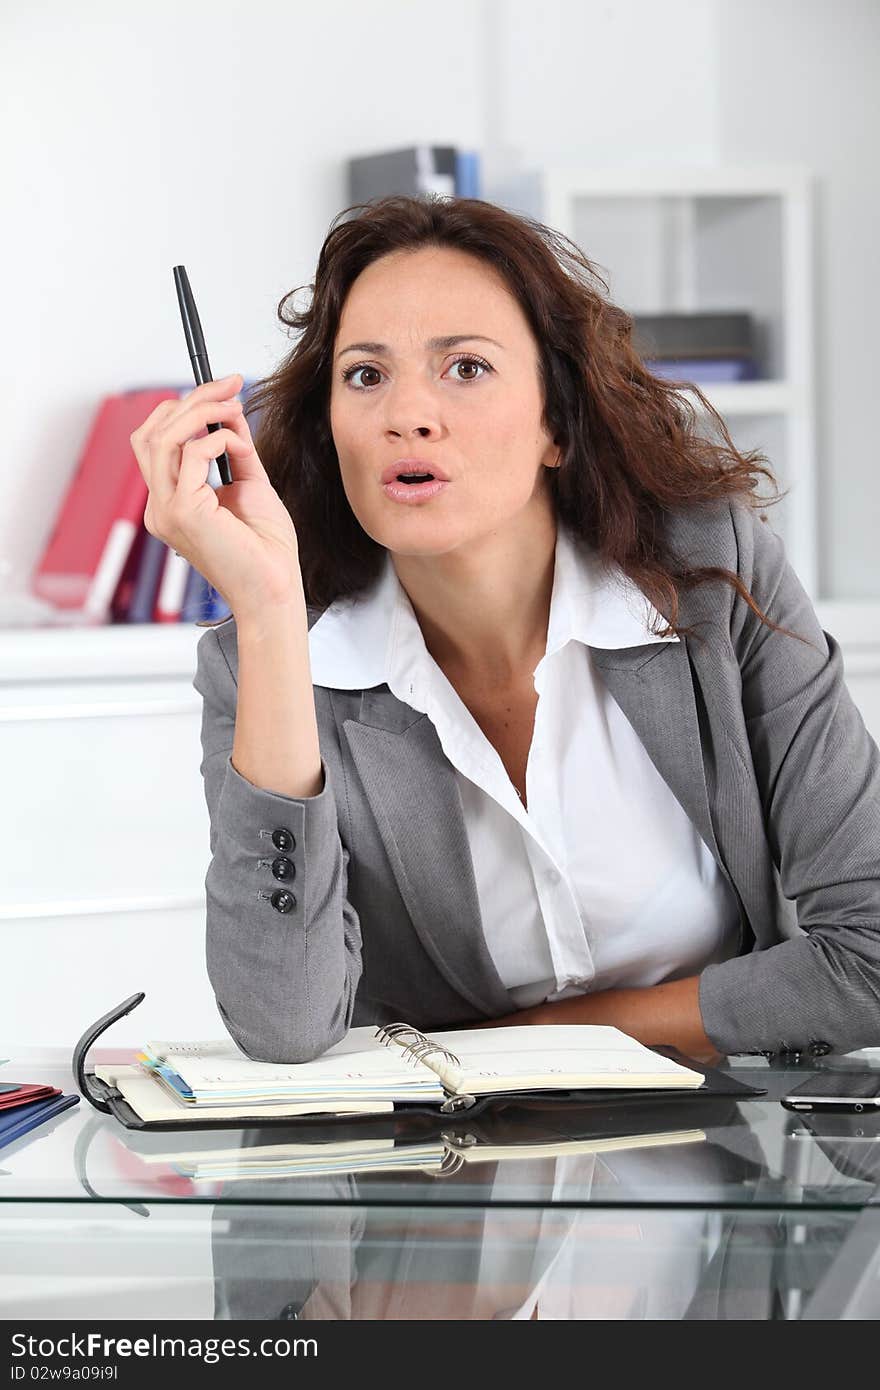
307;520;741;1009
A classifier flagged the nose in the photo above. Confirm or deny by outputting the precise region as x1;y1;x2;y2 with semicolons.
386;423;441;451
382;375;443;442
388;423;433;442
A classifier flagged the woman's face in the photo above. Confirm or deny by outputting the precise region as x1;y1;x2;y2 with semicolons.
328;245;559;559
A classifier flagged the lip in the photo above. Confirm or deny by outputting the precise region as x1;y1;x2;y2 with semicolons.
381;459;450;485
382;477;449;504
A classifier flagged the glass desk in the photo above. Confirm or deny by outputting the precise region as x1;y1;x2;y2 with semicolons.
3;1046;880;1320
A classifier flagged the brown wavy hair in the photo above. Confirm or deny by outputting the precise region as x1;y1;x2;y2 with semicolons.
206;193;813;650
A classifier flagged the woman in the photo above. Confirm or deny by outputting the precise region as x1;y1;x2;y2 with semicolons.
131;195;880;1065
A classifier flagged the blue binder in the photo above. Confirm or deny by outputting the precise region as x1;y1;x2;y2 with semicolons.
0;1092;80;1153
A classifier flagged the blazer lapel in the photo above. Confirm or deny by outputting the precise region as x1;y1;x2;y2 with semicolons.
342;690;516;1018
588;639;724;869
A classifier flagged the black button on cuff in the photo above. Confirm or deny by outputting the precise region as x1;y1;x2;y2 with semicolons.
272;827;296;852
270;889;297;914
271;856;296;882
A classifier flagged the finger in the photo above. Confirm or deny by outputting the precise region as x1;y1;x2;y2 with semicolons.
150;398;244;505
136;395;218;499
204;403;273;486
130;398;179;487
171;394;245;444
183;373;242;402
132;375;241;453
144;376;244;465
176;427;257;499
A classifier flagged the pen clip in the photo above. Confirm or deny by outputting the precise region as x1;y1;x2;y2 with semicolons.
72;992;146;1113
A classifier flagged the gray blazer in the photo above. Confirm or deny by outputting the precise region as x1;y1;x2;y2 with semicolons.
192;497;880;1061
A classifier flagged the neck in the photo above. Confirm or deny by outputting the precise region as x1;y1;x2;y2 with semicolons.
391;505;558;689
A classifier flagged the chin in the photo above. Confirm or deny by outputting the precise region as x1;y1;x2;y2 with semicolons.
355;509;466;556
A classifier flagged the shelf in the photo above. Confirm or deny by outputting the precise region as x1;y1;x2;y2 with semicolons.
0;622;206;683
675;381;797;416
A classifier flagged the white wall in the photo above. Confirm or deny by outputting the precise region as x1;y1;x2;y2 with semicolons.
481;0;721;174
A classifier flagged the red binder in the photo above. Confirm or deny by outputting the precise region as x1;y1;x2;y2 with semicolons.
0;1083;61;1112
32;387;180;620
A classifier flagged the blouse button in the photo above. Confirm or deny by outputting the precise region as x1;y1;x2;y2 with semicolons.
271;856;296;882
270;889;296;914
271;827;295;852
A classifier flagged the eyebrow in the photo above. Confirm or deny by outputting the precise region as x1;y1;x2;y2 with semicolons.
335;334;505;361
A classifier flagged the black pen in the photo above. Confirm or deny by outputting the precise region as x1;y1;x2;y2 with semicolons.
173;265;233;486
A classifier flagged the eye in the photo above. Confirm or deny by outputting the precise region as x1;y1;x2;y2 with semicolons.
448;355;491;383
340;353;493;392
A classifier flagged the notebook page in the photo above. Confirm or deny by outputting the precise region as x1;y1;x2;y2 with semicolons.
143;1023;441;1096
95;1065;395;1123
417;1024;705;1095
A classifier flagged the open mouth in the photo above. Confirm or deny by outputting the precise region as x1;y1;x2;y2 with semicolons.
397;472;435;484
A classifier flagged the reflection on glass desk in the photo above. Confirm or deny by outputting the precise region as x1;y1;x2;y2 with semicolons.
2;1046;880;1319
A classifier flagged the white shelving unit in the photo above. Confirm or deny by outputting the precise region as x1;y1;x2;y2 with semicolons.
485;163;818;599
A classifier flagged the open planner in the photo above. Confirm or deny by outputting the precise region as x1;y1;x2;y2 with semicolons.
74;993;764;1132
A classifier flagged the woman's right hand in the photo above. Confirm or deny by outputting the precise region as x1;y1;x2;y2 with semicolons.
130;373;303;622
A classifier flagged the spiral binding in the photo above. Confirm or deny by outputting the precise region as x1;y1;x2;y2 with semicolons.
374;1023;477;1112
374;1022;462;1071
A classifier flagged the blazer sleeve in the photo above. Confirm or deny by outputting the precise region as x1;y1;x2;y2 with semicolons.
698;500;880;1055
192;624;364;1063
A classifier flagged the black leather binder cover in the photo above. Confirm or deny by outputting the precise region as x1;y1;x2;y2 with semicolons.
74;994;766;1133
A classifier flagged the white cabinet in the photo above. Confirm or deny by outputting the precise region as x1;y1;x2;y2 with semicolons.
0;623;223;1048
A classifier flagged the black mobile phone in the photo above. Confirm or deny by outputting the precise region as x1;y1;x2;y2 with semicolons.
781;1071;880;1113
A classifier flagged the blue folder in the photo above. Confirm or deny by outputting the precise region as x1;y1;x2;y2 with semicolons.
0;1092;79;1152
